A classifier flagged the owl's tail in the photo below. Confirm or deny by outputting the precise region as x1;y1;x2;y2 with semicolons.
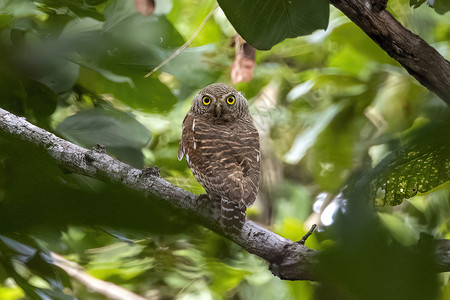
220;198;246;235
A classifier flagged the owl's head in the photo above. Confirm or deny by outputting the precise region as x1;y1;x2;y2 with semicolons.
191;83;249;122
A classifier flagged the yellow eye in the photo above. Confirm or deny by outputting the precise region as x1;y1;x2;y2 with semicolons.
226;95;236;105
202;96;211;106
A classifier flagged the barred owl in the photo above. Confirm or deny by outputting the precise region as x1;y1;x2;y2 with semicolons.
178;83;260;234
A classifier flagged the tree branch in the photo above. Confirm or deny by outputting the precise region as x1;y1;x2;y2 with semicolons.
330;0;450;105
0;107;318;280
51;252;148;300
0;107;449;281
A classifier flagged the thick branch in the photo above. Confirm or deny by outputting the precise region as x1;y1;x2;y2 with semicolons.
0;107;449;280
330;0;450;104
0;107;318;280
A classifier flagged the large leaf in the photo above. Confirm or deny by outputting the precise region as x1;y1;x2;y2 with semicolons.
217;0;329;50
0;0;40;17
409;0;450;14
56;108;151;149
77;66;177;113
162;45;223;89
318;210;439;300
103;0;184;48
34;0;106;20
56;107;151;167
433;0;450;14
351;117;450;206
59;13;180;112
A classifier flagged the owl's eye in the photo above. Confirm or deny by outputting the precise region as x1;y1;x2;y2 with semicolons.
202;96;211;106
226;95;236;105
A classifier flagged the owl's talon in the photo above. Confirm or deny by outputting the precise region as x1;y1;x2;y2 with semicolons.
196;194;213;208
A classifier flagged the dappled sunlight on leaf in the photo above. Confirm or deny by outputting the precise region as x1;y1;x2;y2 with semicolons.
368;118;450;206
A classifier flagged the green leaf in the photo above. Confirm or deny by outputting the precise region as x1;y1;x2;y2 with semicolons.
410;0;426;8
310;115;355;192
0;286;25;299
56;107;151;149
162;45;223;89
217;0;329;50
76;57;134;86
0;14;12;30
409;0;450;14
61;14;179;113
433;0;450;14
355;117;450;206
0;235;37;261
23;79;58;126
103;0;184;48
86;242;153;281
34;0;106;20
78;66;177;113
0;0;40;17
59;16;103;37
409;0;450;15
377;213;419;246
38;60;80;94
329;22;395;65
319;218;439;299
56;107;151;167
207;261;250;294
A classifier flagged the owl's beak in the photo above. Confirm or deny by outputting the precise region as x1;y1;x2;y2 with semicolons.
214;103;222;118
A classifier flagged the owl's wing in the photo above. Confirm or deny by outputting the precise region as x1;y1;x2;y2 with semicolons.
178;113;193;161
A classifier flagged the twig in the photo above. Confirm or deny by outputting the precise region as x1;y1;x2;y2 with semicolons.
144;5;218;78
297;224;317;245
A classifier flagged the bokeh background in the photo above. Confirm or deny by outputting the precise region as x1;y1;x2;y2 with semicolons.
0;0;449;299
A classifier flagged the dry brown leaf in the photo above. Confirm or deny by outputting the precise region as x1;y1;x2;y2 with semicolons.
231;35;256;84
135;0;155;16
231;56;255;84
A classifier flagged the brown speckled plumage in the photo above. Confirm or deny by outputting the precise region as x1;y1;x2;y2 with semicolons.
178;83;260;233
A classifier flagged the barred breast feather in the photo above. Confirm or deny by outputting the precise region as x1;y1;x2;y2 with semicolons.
178;83;260;234
179;111;260;210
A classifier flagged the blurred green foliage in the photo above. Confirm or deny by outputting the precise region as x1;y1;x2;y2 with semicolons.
0;0;449;299
410;0;450;14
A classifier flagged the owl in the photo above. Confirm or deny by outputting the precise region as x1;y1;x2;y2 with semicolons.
178;83;260;234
